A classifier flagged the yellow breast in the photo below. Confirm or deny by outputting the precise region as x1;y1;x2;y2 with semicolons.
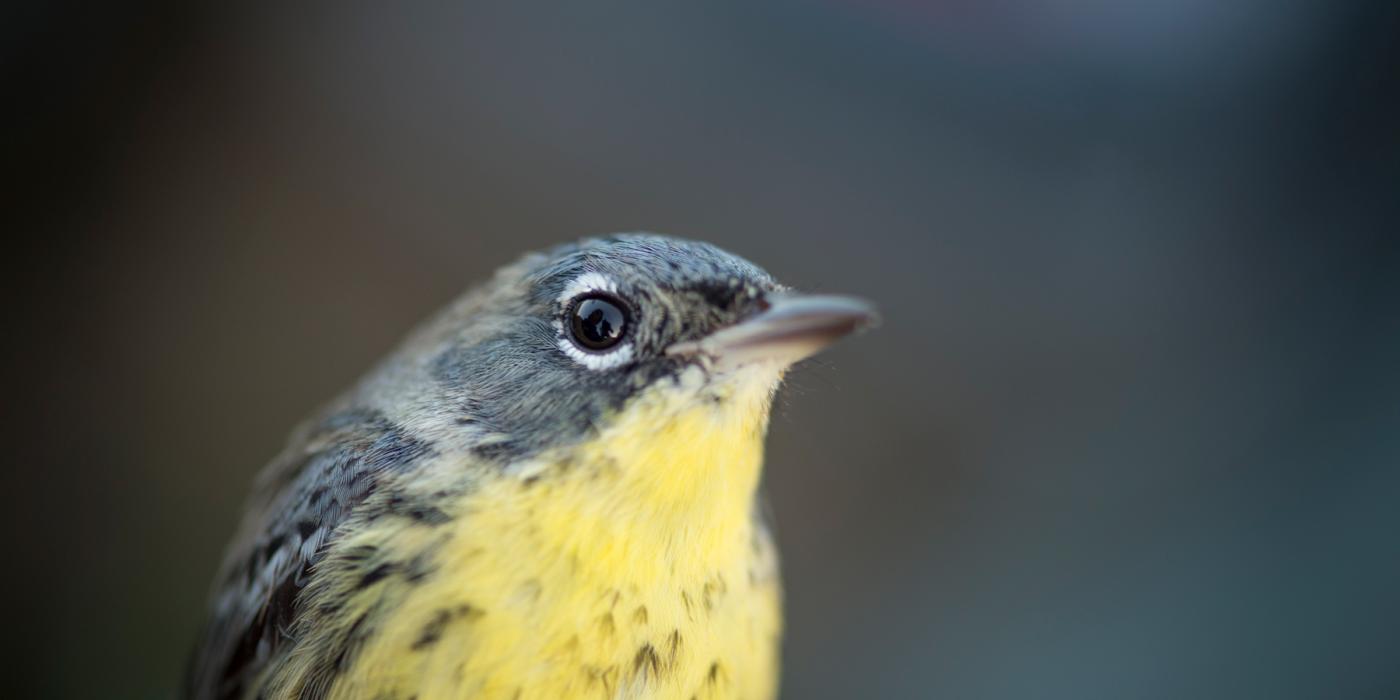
323;367;784;700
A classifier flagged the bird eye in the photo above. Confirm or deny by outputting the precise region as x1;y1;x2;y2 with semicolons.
568;294;628;352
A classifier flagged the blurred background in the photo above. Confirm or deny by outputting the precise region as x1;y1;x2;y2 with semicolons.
7;1;1399;698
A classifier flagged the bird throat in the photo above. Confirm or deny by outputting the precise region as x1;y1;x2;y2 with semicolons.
515;363;781;584
316;368;786;699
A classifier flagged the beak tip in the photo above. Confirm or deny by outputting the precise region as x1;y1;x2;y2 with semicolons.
766;293;880;333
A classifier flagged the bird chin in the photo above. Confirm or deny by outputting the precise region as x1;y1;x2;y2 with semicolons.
667;360;786;412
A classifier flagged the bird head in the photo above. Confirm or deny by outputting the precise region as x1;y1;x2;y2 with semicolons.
388;233;877;464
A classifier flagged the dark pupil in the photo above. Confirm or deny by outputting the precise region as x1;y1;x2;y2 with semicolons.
571;296;626;350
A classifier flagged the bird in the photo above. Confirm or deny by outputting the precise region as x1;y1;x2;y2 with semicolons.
186;233;877;700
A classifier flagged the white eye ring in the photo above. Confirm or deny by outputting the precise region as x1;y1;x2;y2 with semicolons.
556;272;618;305
555;273;634;371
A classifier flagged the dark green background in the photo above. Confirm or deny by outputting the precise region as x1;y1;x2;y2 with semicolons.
9;2;1399;698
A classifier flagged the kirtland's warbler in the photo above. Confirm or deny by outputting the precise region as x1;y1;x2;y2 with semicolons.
187;234;877;700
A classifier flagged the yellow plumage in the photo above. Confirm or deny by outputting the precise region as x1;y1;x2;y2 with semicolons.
262;366;783;700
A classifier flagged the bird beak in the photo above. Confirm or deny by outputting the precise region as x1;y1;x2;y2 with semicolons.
666;293;879;371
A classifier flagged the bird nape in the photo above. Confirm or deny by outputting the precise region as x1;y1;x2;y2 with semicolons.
187;234;877;700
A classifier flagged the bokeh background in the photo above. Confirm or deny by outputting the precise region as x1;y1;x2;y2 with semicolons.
9;1;1399;698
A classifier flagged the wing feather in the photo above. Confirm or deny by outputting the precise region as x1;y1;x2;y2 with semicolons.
186;406;432;700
